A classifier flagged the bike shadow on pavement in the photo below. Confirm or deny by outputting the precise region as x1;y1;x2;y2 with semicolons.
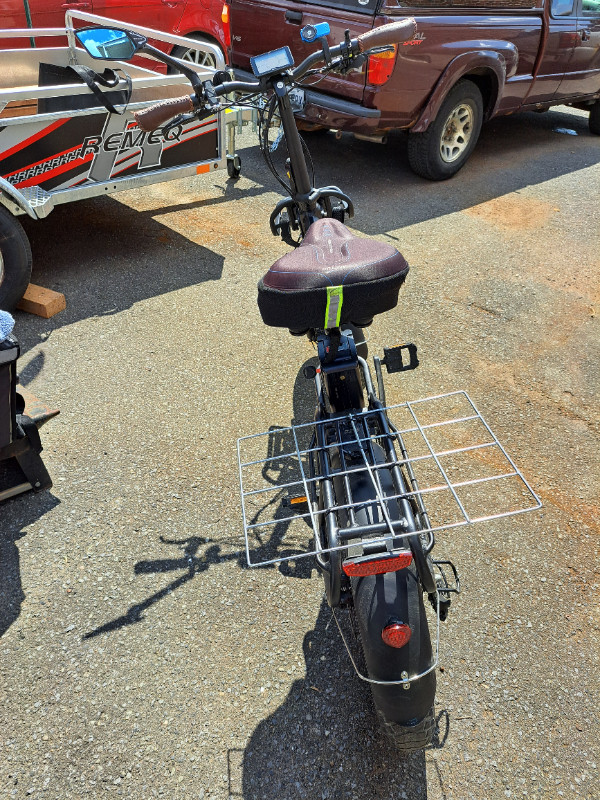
0;491;60;637
235;599;449;800
82;355;321;640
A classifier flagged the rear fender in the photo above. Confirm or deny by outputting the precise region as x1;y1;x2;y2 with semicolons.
352;569;436;723
411;46;518;133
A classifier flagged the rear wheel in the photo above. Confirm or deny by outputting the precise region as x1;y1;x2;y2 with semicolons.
377;703;436;750
407;80;483;181
0;205;32;311
338;442;436;750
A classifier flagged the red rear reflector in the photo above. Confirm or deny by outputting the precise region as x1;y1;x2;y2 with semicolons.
367;46;397;86
342;550;412;577
382;622;411;649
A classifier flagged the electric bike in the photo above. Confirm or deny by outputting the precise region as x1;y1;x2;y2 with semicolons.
75;22;541;751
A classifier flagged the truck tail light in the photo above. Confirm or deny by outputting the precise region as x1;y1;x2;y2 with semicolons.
342;550;412;577
222;4;231;48
367;46;397;86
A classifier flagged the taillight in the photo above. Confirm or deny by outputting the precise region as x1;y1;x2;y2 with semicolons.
381;621;412;649
342;550;412;577
221;4;231;48
367;46;397;86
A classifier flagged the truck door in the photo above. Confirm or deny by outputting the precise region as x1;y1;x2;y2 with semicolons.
540;0;600;99
528;0;578;103
229;0;379;103
561;0;600;96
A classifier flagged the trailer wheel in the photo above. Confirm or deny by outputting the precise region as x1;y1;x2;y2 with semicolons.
0;206;32;311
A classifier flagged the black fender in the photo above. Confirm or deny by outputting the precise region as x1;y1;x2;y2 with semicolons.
352;568;435;724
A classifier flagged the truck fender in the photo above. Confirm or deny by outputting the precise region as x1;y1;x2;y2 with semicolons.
411;46;518;134
0;177;40;220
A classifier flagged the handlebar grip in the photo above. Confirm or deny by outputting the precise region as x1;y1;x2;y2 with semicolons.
356;18;417;52
133;95;195;132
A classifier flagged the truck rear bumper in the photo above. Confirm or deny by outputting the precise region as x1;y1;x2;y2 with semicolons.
233;68;381;134
301;88;381;133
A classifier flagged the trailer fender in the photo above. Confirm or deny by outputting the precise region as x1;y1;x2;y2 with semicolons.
0;177;44;220
411;47;517;134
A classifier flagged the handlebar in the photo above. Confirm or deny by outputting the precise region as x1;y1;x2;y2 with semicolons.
356;18;416;51
133;18;416;132
134;94;194;132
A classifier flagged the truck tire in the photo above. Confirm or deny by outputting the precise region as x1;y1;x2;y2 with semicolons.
589;101;600;135
170;36;224;71
407;80;483;181
0;206;32;311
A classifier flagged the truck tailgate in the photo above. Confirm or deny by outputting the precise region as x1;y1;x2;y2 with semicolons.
229;0;378;102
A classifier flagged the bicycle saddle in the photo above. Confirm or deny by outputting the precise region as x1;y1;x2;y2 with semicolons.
257;218;409;331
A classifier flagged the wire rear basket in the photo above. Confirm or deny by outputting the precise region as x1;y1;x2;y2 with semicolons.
237;390;541;568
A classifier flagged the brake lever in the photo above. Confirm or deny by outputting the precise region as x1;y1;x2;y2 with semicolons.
163;113;196;133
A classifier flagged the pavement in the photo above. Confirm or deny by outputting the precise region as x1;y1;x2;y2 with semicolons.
1;105;598;800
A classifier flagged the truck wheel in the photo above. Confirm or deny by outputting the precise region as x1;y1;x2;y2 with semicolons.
0;206;32;311
589;101;600;135
407;80;483;181
170;36;224;71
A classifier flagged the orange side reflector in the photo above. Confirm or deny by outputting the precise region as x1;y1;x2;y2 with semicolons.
290;496;308;505
196;164;210;174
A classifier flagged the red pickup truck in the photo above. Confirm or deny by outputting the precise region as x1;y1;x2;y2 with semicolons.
228;0;600;179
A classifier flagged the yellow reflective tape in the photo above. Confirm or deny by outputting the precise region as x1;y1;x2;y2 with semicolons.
325;286;343;329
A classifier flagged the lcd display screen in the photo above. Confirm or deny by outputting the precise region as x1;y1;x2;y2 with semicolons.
250;47;294;78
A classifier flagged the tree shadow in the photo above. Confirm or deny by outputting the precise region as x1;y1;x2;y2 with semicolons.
0;491;60;637
235;599;451;800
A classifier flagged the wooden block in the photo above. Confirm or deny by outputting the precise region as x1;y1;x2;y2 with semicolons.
17;284;66;319
0;99;38;120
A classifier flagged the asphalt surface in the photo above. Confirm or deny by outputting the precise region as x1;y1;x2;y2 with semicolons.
1;105;599;800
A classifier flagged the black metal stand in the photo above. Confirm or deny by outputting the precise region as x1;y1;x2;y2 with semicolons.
0;335;56;501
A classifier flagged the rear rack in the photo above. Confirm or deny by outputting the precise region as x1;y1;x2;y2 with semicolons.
237;390;542;569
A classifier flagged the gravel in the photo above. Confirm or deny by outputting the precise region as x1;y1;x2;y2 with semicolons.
1;106;598;799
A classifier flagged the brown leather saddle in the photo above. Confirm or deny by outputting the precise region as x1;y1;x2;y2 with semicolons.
257;218;409;331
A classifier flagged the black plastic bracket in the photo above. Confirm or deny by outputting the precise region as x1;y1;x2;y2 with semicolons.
381;343;419;374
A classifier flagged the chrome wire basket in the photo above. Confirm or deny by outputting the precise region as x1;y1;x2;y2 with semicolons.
237;390;542;569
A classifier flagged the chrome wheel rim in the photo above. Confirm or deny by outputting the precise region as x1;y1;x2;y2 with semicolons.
179;48;219;69
440;103;474;163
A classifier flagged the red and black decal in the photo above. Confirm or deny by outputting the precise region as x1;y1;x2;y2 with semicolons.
0;111;219;191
